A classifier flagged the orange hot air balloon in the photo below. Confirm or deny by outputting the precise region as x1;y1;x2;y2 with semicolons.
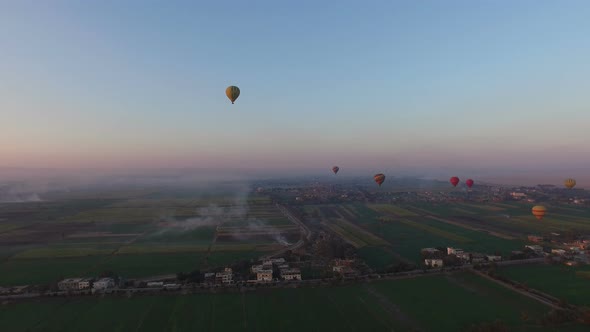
332;166;340;174
465;179;474;188
374;173;386;186
531;206;547;220
564;178;576;189
450;176;460;187
225;86;240;104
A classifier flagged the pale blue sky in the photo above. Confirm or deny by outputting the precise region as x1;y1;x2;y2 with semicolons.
1;1;590;178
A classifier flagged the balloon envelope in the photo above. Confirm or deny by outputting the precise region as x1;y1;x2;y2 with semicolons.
332;166;339;174
465;179;474;188
225;86;240;104
374;173;386;186
531;206;547;220
564;178;576;189
450;176;460;187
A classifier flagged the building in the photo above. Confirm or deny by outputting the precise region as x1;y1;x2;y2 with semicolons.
447;247;464;255
251;264;270;273
528;235;543;243
204;272;216;284
58;278;92;291
486;255;502;262
262;258;286;266
525;245;544;252
216;268;233;284
421;248;440;254
456;252;471;261
93;278;115;290
551;249;566;256
280;268;302;281
510;192;526;199
471;253;486;264
256;270;273;282
146;281;164;288
424;259;444;268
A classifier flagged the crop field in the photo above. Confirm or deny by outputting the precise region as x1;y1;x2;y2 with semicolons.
497;264;590;307
0;189;295;286
0;272;583;332
405;202;590;237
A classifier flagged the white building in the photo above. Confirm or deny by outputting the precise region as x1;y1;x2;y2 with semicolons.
263;258;286;266
146;281;164;288
525;245;543;252
280;268;301;281
256;270;273;282
456;252;471;261
216;268;233;284
93;278;115;290
486;255;502;262
424;259;444;268
510;192;527;198
421;248;440;254
58;278;92;291
551;249;566;256
447;247;464;255
251;264;270;273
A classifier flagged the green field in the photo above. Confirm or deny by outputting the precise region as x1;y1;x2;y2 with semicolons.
0;272;582;332
497;264;590;307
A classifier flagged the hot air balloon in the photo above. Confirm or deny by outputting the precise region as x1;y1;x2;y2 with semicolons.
332;166;340;174
531;206;547;220
450;176;460;187
564;178;576;189
225;86;240;104
465;179;474;188
374;174;386;187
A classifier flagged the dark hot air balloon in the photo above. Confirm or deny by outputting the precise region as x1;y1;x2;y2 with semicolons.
332;166;339;174
465;179;474;188
374;174;386;187
450;176;460;187
225;86;240;104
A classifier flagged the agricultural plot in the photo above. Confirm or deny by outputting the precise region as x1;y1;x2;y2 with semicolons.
0;272;581;332
497;264;590;307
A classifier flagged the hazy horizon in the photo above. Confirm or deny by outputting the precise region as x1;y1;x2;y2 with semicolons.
2;1;590;181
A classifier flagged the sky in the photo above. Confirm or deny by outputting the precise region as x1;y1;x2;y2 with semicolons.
1;0;590;183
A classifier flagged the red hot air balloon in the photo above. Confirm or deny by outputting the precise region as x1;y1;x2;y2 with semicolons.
465;179;474;188
450;176;460;187
332;166;339;174
374;174;386;187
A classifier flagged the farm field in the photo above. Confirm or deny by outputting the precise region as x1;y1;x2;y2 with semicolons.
497;264;590;307
0;272;583;332
0;189;295;286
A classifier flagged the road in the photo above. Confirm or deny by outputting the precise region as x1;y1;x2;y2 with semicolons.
261;204;311;260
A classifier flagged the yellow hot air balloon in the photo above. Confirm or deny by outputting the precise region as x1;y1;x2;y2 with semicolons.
531;206;546;220
225;86;240;104
564;178;576;189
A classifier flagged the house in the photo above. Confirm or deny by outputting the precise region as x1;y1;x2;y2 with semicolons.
551;249;566;256
163;283;181;290
58;278;92;291
527;235;543;243
146;281;164;288
256;270;273;282
216;268;233;284
421;248;440;254
424;259;444;268
486;255;502;262
456;252;471;261
204;273;216;284
280;268;302;281
447;247;463;255
565;261;579;266
251;264;270;273
525;245;543;252
510;192;526;198
262;258;286;266
93;278;115;290
471;253;486;263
